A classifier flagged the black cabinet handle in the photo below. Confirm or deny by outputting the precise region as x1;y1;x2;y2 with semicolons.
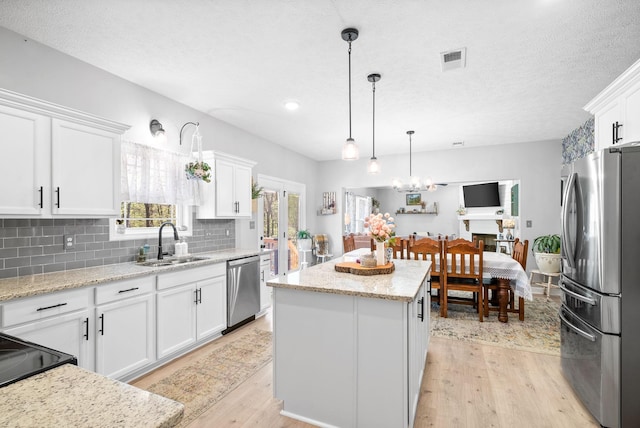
612;122;616;144
198;288;202;304
99;314;104;336
417;297;424;321
55;187;60;208
36;302;68;311
83;317;89;341
614;121;623;144
38;186;43;208
118;287;139;294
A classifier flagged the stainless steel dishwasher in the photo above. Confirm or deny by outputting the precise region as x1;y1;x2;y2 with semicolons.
225;255;260;333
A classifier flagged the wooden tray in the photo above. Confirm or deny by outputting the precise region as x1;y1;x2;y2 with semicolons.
334;261;395;276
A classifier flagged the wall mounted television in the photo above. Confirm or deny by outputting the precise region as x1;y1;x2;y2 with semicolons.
463;182;501;207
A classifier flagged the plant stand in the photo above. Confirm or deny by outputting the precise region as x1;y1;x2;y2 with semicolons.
529;269;560;300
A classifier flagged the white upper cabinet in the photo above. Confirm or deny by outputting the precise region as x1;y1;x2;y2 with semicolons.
197;151;256;219
0;89;129;218
0;104;49;216
585;58;640;151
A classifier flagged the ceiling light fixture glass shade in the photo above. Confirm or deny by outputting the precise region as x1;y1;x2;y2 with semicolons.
367;73;381;175
341;28;359;161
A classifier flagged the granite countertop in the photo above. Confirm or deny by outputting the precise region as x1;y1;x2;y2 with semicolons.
267;256;431;302
0;364;183;428
0;248;271;302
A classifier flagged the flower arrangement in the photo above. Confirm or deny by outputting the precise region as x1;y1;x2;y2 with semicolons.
185;161;212;183
364;212;396;243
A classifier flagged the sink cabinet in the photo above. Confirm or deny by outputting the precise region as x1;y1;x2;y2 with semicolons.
156;264;227;359
197;151;256;219
0;89;129;218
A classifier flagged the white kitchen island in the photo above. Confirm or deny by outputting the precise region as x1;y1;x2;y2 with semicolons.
267;257;431;428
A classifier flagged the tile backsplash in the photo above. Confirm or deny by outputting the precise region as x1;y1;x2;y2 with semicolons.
0;215;235;279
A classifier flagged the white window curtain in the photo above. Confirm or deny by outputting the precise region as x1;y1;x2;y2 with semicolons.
121;141;202;205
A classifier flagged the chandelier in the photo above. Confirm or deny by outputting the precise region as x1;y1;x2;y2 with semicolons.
392;130;439;192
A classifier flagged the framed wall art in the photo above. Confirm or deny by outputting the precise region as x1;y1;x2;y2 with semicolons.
406;193;421;206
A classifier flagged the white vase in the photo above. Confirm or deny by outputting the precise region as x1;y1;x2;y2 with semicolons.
376;241;386;266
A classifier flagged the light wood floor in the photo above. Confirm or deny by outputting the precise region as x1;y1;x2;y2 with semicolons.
131;307;600;428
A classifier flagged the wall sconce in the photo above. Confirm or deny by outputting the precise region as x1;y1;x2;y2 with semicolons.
180;121;200;146
149;119;167;143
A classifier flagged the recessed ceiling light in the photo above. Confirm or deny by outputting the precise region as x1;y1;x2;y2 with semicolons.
284;100;300;111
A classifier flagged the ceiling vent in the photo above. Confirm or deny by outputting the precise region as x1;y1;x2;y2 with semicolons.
441;48;466;71
452;141;465;147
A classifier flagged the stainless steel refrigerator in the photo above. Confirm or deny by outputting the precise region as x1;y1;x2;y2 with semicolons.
560;142;640;428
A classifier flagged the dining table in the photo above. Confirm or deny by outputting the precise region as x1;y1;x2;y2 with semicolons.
343;248;531;322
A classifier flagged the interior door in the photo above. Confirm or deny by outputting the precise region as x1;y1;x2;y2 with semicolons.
257;175;305;278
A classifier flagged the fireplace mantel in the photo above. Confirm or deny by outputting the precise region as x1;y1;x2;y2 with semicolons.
458;215;505;233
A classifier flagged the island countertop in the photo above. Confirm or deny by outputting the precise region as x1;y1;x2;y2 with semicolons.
0;364;184;428
267;257;431;302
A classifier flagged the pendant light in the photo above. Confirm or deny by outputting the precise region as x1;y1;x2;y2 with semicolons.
367;73;381;174
341;28;359;161
392;131;422;191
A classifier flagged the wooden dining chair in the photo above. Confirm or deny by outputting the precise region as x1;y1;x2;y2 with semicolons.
483;238;528;320
443;239;485;321
408;237;444;316
390;238;406;259
343;235;356;253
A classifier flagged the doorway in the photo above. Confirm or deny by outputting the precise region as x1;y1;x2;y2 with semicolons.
257;175;306;278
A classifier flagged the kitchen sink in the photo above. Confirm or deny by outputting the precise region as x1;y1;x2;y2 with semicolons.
137;256;210;267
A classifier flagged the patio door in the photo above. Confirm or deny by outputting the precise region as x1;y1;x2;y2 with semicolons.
257;175;305;278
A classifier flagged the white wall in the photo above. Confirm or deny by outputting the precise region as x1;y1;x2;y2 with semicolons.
0;26;320;249
316;140;562;270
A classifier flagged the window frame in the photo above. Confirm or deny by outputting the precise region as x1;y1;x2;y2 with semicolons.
109;204;193;241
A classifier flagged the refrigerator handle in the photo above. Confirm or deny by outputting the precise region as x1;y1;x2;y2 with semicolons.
558;309;596;342
558;279;597;306
561;172;577;268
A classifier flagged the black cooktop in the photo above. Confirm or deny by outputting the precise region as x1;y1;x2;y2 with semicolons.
0;332;77;388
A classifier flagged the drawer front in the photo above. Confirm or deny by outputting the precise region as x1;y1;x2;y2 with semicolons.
157;264;226;290
95;276;155;305
2;288;91;328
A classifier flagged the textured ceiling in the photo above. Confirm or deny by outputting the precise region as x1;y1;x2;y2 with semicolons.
1;0;640;161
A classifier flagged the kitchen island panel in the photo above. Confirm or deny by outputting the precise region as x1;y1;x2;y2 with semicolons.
274;287;356;428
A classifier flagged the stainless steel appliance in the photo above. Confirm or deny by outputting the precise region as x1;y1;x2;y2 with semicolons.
225;255;260;333
560;142;640;427
0;332;77;387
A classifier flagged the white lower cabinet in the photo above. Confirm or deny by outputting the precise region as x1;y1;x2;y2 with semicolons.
0;262;230;382
1;288;94;371
259;254;272;313
157;264;227;359
94;277;155;379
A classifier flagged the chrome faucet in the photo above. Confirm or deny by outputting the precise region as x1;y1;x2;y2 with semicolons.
157;221;180;260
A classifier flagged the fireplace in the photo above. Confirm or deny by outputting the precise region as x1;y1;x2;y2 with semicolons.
472;233;497;252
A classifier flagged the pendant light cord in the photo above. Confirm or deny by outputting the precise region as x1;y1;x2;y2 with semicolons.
348;40;353;139
372;80;376;157
409;132;412;176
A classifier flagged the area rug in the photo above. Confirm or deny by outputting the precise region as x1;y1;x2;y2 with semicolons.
430;295;560;356
143;328;272;427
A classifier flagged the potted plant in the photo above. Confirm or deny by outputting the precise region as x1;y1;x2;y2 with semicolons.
297;230;312;251
532;234;561;273
251;180;264;212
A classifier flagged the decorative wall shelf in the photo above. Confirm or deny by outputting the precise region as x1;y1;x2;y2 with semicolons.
395;211;438;216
